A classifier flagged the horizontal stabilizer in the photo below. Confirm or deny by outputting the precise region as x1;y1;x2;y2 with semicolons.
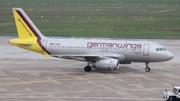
9;39;31;46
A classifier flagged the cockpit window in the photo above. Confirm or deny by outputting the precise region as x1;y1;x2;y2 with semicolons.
156;48;167;51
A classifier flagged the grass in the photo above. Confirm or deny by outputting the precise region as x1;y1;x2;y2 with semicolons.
0;0;180;38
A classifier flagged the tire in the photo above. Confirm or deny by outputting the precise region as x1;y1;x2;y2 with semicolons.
176;98;180;101
84;66;92;72
168;96;176;101
145;68;150;72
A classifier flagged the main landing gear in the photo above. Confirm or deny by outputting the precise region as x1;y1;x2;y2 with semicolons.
145;62;150;72
84;62;151;72
84;66;92;72
84;62;92;72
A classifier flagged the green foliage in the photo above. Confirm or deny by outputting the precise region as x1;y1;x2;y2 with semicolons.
0;0;180;38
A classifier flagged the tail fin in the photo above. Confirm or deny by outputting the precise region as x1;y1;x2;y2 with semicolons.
10;8;50;57
12;8;45;39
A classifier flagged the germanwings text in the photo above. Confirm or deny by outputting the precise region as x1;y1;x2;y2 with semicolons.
87;42;142;49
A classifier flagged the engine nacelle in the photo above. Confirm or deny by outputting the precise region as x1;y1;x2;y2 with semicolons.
92;58;120;70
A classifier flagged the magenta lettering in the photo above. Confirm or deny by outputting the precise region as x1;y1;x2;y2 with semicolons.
87;42;142;49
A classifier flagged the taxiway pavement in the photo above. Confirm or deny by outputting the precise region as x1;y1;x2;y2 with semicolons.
0;37;180;101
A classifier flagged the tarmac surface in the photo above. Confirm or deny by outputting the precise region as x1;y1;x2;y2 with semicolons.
0;37;180;101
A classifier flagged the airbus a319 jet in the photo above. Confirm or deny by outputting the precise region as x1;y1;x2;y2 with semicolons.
9;8;174;72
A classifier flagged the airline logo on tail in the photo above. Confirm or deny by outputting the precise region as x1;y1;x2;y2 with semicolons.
17;18;33;37
9;8;50;57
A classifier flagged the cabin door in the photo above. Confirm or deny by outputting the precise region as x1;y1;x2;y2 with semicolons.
143;44;149;56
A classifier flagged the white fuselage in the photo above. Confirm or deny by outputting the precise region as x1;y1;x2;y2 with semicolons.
41;38;173;62
10;8;174;72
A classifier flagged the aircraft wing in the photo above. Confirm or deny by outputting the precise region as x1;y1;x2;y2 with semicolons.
51;53;125;61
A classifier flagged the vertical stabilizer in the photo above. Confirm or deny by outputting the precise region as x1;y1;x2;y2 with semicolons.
12;8;45;39
10;8;50;57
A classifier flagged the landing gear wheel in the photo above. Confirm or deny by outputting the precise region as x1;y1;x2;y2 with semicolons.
84;66;92;72
168;96;175;101
145;67;150;72
145;62;150;72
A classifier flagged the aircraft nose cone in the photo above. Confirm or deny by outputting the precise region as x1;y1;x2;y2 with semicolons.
167;51;174;60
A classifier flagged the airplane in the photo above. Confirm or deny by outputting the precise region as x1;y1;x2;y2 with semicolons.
9;8;174;72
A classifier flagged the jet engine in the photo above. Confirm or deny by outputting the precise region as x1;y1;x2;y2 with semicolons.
92;58;120;70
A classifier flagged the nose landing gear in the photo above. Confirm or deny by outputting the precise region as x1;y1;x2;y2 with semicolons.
145;62;150;72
